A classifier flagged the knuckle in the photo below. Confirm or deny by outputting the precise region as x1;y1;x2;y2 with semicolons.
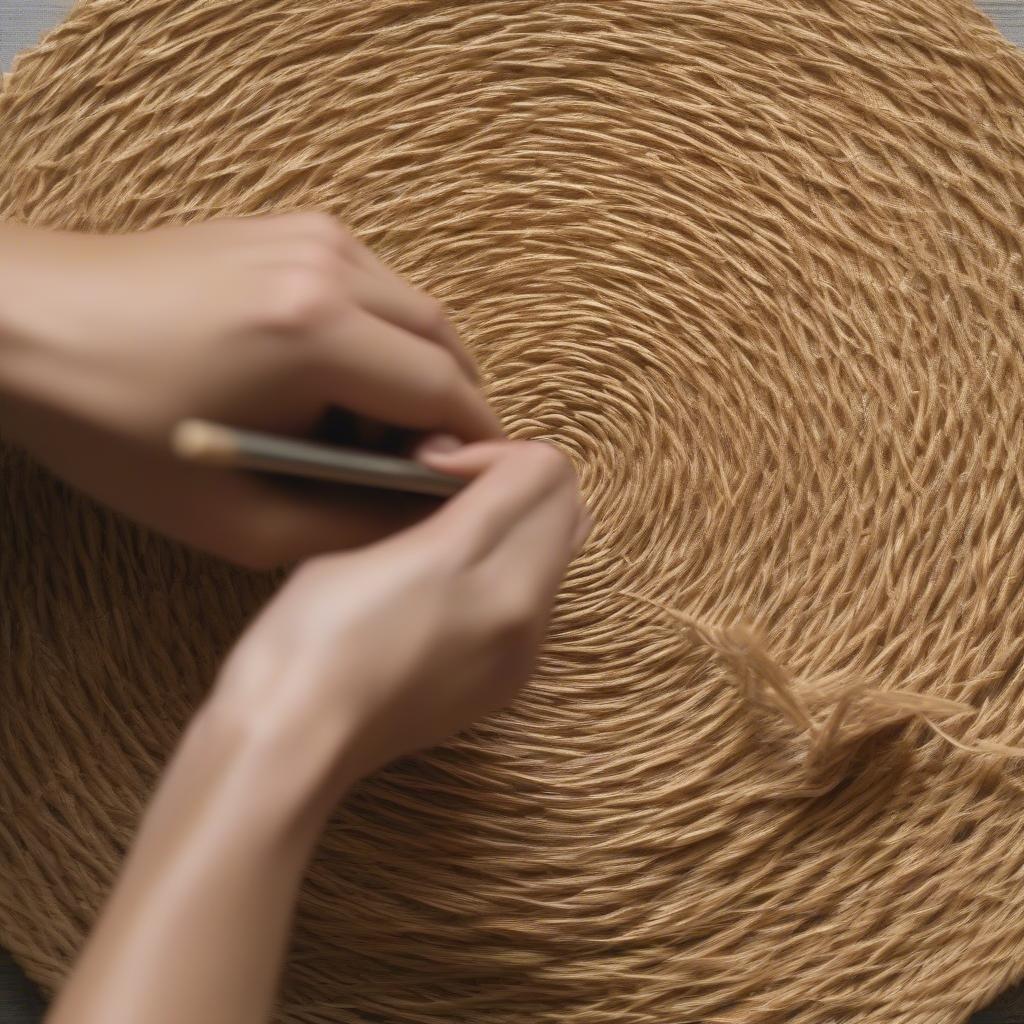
277;210;357;258
415;296;451;339
290;210;345;242
515;440;575;486
488;579;540;640
305;212;359;258
418;350;461;413
334;228;361;261
262;265;335;333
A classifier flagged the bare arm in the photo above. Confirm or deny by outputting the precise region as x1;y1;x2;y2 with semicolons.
47;441;588;1024
46;704;350;1024
0;216;500;568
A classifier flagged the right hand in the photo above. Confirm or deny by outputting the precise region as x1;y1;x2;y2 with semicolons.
0;213;501;567
207;440;589;808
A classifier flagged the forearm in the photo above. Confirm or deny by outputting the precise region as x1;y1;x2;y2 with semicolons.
0;223;60;397
47;697;358;1024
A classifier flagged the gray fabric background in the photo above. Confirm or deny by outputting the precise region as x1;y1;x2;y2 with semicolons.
1;2;1023;1023
983;0;1024;43
0;1;74;72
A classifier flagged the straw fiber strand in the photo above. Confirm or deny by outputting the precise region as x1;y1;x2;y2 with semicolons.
4;1;1024;1021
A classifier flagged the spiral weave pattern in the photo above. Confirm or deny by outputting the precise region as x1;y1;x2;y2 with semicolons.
4;1;1024;1021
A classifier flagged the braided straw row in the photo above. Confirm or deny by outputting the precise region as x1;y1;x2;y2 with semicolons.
4;2;1024;1020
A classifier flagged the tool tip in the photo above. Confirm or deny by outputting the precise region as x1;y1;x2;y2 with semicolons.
171;419;236;462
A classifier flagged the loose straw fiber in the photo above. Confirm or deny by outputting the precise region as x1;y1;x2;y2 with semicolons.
3;1;1024;1021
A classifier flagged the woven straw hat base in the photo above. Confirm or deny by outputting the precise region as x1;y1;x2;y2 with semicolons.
4;2;1024;1022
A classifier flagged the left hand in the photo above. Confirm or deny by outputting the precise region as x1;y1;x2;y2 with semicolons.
0;214;502;567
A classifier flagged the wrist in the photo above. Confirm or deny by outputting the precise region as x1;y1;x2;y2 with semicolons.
192;682;369;845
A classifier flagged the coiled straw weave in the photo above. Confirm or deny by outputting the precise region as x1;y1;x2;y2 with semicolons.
4;1;1024;1021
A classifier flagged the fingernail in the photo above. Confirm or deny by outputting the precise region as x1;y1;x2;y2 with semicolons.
418;433;463;457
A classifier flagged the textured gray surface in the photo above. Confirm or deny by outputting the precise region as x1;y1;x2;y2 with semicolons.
0;1;73;72
1;2;1023;1024
981;0;1024;43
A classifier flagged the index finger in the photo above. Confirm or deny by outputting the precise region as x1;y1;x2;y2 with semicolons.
315;312;503;442
344;245;482;383
418;440;585;565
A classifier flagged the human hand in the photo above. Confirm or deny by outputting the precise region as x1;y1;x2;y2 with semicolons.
45;440;585;1024
0;214;501;566
208;440;588;811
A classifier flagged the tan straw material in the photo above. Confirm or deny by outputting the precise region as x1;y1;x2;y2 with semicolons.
5;1;1024;1021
